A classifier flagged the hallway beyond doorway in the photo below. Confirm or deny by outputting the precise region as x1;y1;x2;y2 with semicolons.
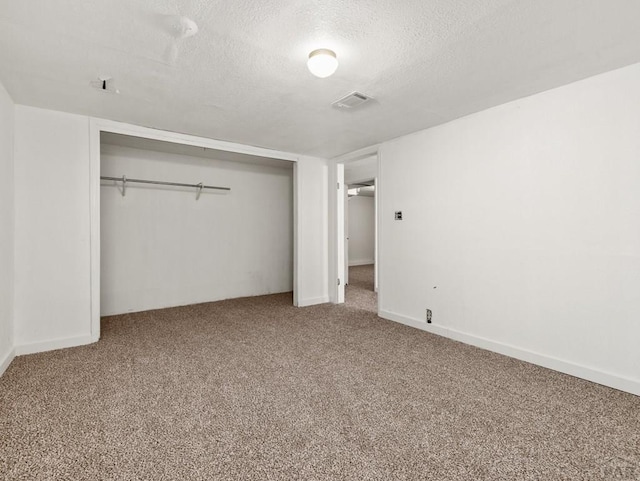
345;264;376;313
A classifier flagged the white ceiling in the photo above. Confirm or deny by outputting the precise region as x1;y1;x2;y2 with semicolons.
2;1;640;158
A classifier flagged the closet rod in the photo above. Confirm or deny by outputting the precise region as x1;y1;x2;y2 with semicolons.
101;175;230;199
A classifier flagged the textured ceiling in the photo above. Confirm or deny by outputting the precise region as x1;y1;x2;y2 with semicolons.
2;0;640;158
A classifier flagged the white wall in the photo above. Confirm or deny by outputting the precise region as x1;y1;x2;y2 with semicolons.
0;82;14;375
100;143;293;315
379;62;640;395
13;106;93;354
345;155;378;184
295;156;329;306
348;196;375;266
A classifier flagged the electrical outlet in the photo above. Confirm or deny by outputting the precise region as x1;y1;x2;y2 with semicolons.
426;309;432;323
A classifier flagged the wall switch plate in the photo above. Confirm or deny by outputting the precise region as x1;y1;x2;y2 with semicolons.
426;309;432;323
395;211;403;220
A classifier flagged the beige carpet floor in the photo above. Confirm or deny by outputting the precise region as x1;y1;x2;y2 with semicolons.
1;277;639;480
346;264;377;313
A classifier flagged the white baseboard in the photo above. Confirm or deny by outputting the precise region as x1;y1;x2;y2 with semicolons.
348;259;374;267
297;296;330;307
15;334;98;356
379;309;640;397
0;347;15;377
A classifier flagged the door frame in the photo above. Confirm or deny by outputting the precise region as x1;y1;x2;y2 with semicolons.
329;145;381;306
89;118;302;340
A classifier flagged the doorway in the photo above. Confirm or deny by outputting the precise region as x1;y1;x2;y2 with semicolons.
332;151;379;312
345;178;376;311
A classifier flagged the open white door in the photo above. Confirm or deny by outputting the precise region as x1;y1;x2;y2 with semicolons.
336;164;345;303
344;185;349;286
374;177;378;293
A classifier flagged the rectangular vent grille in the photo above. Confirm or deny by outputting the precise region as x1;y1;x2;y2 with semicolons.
332;91;372;109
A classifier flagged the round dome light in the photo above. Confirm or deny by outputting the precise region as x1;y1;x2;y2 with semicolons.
307;49;338;78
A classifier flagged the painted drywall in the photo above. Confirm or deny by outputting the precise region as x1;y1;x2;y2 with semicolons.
378;62;640;395
100;143;293;315
13;106;92;353
348;196;375;266
344;155;377;184
0;82;14;375
295;156;329;306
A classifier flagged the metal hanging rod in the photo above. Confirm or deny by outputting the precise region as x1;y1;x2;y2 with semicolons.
101;175;230;200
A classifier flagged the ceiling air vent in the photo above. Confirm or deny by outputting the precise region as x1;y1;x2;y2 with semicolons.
332;91;372;109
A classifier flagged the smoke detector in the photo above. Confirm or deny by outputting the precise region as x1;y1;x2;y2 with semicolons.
332;91;372;109
172;16;199;39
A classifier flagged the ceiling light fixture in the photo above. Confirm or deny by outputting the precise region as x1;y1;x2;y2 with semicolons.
307;49;338;78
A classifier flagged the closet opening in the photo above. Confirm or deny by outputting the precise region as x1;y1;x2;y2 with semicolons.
94;129;295;327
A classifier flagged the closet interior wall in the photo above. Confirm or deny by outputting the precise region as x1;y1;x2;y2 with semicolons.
100;135;294;316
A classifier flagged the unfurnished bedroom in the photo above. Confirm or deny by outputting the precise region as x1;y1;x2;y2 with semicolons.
1;1;639;480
